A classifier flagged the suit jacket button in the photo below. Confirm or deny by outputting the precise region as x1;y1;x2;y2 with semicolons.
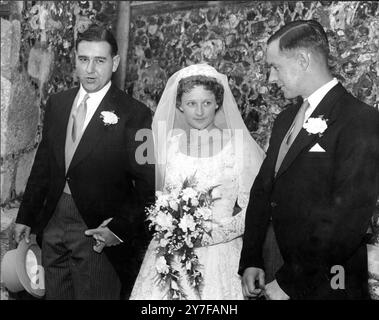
270;201;277;208
66;176;70;182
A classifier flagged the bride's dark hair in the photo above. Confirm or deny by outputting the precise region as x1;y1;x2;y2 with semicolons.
176;75;224;109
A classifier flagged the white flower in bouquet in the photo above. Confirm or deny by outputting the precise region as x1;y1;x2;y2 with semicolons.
159;238;169;247
169;200;179;211
191;198;199;206
181;187;198;202
178;214;196;232
156;193;171;208
171;188;180;199
155;212;174;230
186;260;192;271
164;186;180;200
196;207;212;220
156;256;169;274
171;280;179;291
185;235;195;248
145;174;218;300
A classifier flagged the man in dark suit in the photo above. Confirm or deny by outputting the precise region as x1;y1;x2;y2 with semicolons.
239;20;379;300
13;25;155;299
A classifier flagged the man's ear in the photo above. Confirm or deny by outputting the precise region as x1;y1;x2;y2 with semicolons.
112;55;121;72
178;105;184;112
297;50;310;70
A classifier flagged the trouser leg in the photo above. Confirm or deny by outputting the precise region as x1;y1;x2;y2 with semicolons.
42;193;121;300
42;196;75;300
60;193;121;300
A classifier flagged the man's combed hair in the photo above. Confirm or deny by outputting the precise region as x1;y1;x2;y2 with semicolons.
75;24;118;56
268;20;330;61
176;75;224;108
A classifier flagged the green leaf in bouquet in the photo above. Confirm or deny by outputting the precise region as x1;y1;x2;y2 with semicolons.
182;172;198;189
207;184;221;194
193;237;203;247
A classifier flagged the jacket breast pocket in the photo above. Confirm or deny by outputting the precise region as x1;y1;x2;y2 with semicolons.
303;152;332;159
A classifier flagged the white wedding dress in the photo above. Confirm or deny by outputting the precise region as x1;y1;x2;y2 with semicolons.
130;134;252;300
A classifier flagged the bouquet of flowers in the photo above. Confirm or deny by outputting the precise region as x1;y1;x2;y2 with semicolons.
146;174;219;300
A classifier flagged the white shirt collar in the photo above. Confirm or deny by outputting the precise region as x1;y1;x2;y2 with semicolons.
77;80;112;105
75;81;112;130
304;78;338;122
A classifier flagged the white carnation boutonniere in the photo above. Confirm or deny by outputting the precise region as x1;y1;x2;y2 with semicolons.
100;111;119;126
303;115;328;137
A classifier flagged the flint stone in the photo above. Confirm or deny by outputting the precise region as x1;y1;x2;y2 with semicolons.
3;72;39;156
0;159;14;204
15;149;37;196
1;76;11;157
1;19;12;80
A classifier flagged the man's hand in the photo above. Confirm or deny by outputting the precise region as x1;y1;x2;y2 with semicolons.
241;267;265;299
264;280;290;300
85;218;121;253
13;223;31;244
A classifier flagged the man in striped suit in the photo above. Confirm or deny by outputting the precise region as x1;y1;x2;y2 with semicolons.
13;25;155;299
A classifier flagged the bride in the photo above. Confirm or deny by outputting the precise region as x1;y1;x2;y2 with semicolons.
130;64;265;300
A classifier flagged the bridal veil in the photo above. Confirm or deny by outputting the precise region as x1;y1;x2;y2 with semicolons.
152;63;265;201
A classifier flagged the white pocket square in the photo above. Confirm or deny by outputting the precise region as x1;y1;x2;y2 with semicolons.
309;143;326;152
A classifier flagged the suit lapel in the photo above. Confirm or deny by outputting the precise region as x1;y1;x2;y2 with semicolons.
275;104;300;148
265;103;300;180
67;84;120;172
52;88;79;171
275;83;346;179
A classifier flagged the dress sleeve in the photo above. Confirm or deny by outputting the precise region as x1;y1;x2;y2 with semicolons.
202;208;248;245
201;137;264;246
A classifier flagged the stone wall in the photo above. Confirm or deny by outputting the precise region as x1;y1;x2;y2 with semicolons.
1;8;41;300
17;1;379;150
8;1;378;152
126;1;379;150
1;13;41;203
